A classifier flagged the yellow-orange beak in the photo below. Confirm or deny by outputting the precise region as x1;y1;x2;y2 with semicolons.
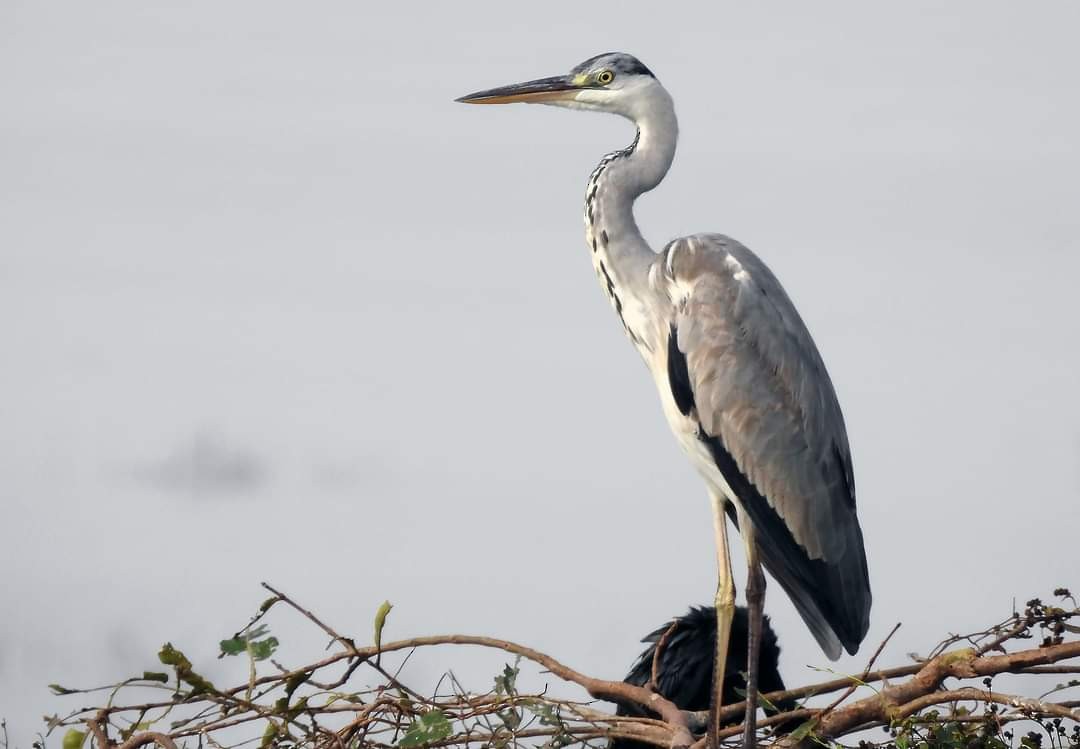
455;75;581;105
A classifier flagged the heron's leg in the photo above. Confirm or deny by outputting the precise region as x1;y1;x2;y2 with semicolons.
708;490;735;749
740;518;766;749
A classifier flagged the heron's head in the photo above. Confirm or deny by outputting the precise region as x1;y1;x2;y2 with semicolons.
456;52;667;122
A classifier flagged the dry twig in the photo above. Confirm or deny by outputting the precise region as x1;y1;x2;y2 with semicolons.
43;586;1079;749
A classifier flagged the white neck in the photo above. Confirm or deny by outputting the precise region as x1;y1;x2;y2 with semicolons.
583;84;678;351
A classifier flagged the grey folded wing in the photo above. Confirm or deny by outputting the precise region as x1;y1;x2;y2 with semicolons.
659;233;871;658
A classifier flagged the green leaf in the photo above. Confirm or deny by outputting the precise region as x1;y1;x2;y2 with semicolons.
120;722;154;742
219;637;247;657
158;643;192;670
250;636;279;661
497;709;521;730
220;626;277;660
374;600;393;651
142;671;169;683
523;700;562;727
61;729;87;749
284;671;310;698
48;684;76;695
260;720;279;749
283;696;309;722
494;659;520;696
787;719;816;743
397;709;452;747
158;642;215;694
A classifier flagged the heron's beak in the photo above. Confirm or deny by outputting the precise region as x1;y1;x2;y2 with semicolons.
455;75;582;105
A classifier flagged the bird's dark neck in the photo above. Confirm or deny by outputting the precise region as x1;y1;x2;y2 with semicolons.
584;102;678;351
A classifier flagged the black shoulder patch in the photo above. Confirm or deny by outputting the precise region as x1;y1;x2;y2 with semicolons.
666;324;695;416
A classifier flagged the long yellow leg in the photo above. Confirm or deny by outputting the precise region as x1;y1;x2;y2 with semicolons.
740;517;766;749
708;490;736;749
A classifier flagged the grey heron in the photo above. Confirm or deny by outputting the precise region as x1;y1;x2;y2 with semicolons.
457;53;872;746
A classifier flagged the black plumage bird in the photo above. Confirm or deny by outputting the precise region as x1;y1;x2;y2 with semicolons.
610;606;792;749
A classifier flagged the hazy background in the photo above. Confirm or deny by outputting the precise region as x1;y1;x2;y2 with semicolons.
2;1;1078;744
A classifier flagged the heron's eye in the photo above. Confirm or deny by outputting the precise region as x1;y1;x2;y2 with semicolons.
596;70;615;85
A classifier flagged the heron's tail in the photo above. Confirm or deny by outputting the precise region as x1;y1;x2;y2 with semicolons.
718;482;871;659
753;518;872;660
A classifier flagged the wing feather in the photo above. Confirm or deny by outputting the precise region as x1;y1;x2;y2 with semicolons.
660;234;871;656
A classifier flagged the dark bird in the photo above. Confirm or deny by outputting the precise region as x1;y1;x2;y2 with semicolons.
611;606;793;749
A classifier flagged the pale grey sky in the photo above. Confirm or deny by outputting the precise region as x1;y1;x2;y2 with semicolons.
2;1;1079;745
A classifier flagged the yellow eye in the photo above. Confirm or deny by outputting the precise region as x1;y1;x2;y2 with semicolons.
596;70;615;85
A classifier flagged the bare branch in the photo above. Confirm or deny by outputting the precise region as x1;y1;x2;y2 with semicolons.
45;585;1078;749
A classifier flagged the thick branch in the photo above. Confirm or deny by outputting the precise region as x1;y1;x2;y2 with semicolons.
893;688;1077;722
773;640;1080;746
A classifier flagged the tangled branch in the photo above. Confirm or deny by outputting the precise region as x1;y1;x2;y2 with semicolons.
42;586;1080;749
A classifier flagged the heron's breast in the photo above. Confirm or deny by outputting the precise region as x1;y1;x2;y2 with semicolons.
645;354;742;505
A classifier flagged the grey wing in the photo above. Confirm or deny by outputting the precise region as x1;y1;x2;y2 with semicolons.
659;233;871;658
